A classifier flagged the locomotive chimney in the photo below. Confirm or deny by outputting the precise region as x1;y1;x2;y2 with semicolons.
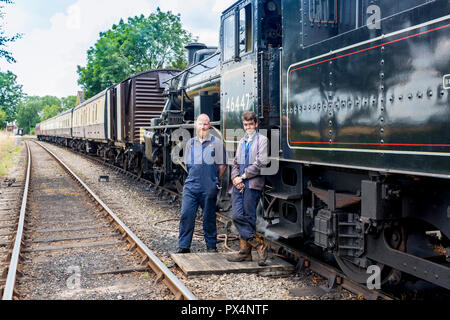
185;42;207;67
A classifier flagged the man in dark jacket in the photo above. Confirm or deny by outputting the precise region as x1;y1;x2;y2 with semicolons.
227;111;269;266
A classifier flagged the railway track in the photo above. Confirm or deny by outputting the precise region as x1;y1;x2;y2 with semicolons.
0;141;196;300
0;147;27;294
42;141;394;300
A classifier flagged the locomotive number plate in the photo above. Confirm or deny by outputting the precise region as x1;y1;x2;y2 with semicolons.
444;74;450;89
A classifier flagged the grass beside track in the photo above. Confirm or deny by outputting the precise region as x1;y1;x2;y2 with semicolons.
0;131;22;176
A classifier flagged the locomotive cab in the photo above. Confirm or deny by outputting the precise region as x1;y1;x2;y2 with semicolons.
220;0;282;145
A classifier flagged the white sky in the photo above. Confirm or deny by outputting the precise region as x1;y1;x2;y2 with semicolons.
0;0;236;98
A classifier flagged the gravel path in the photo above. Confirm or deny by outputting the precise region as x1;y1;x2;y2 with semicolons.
41;142;357;300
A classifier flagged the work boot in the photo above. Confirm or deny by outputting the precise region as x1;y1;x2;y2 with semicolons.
227;239;252;262
248;237;268;266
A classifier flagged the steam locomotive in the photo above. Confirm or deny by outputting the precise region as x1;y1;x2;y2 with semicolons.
144;0;450;290
38;0;450;290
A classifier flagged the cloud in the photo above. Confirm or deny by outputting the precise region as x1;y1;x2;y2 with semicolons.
0;0;237;97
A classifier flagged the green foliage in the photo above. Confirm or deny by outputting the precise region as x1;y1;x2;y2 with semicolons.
0;0;22;63
0;70;23;121
62;96;77;110
0;106;6;129
42;104;61;121
16;97;42;134
15;95;76;133
40;95;76;121
77;9;194;99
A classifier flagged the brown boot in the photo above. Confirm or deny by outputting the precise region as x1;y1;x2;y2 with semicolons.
227;239;252;262
248;237;268;266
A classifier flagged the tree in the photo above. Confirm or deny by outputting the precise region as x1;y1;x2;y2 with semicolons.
41;104;62;121
62;96;77;110
0;106;6;129
16;97;42;134
14;95;76;132
39;96;75;121
77;9;194;99
0;0;21;63
0;70;23;121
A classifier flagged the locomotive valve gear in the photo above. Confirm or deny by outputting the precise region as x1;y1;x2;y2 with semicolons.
226;239;252;262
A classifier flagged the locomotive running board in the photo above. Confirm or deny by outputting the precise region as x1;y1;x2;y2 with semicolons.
366;231;450;290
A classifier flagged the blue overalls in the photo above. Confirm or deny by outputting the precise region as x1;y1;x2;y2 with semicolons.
232;133;262;241
178;136;221;250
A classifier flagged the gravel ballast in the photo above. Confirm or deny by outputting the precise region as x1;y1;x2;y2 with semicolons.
41;142;356;300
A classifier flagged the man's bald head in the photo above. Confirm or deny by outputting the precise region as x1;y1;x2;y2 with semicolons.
196;114;210;123
195;114;211;139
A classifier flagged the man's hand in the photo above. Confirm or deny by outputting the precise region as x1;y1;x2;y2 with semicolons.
236;183;245;192
232;176;243;187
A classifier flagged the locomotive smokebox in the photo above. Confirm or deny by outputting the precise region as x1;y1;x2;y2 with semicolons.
185;43;207;66
194;91;215;121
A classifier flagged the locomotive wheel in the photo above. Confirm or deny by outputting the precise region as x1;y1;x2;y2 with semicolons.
106;149;115;164
334;224;406;286
153;169;165;186
122;154;128;171
175;171;187;194
334;256;388;285
136;160;143;179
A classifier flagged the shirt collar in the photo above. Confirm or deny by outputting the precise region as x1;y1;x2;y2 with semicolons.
194;132;213;143
244;131;257;142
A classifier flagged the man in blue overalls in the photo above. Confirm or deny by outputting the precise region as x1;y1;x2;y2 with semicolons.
177;114;227;253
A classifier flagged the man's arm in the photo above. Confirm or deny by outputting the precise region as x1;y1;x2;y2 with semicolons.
231;141;242;181
216;140;228;180
218;164;227;179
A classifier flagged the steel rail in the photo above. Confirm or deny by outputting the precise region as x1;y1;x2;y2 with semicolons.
34;141;196;300
2;142;31;300
40;140;396;300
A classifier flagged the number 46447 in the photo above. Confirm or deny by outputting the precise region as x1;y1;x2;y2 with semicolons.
225;93;252;112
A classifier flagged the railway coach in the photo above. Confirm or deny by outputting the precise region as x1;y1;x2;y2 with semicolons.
37;69;179;176
37;109;72;145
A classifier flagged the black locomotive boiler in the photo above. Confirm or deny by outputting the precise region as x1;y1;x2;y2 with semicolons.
145;0;450;290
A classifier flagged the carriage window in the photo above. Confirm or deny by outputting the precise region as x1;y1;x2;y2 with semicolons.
239;5;252;54
223;14;235;62
309;0;337;24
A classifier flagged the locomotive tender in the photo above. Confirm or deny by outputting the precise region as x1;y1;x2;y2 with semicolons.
37;0;449;290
